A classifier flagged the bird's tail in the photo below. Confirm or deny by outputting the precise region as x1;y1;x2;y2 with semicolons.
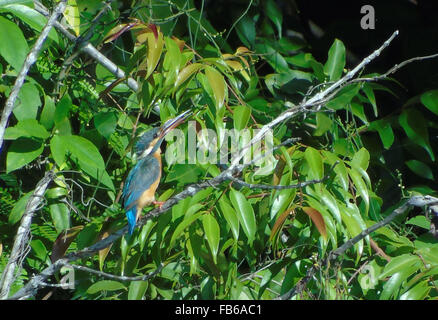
126;206;137;235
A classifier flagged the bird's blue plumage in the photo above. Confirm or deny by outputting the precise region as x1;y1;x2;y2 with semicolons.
123;156;160;234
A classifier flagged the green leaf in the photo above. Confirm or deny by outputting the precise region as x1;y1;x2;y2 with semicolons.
304;147;323;180
205;66;226;110
349;168;369;213
6;138;43;173
13;83;41;121
170;211;202;247
351;148;370;171
406;215;430;230
50;135;67;166
324;39;346;81
202;214;220;263
420;90;438;116
49;203;70;233
0;4;59;43
314;112;332;136
4;119;49;140
400;280;430;300
265;0;282;37
9;192;32;225
30;239;48;261
370;119;394;149
94;111;117;139
233;105;251;130
399;108;434;161
379;254;422;279
362;83;378;117
218;197;239;240
145;31;164;79
326;84;360;110
54;95;72;135
163;36;182;71
87;280;126;294
0;15;28;71
236;15;255;48
165;164;203;184
174;63;203;88
380;270;407;300
62;135;115;191
229;188;256;245
64;0;80;35
405;160;434;180
128;281;148;300
40;96;56;130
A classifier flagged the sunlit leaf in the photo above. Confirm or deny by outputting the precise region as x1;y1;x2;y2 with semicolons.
87;280;127;294
230;188;256;245
304;147;323;180
205;66;226;110
62;0;80;35
324;39;345;81
202;214;220;263
0;15;28;71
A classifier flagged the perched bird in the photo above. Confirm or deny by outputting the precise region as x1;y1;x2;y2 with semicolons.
122;110;191;234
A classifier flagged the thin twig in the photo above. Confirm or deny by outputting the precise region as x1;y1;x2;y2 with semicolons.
64;262;163;282
230;162;338;190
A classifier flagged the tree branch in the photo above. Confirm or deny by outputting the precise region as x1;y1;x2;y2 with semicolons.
0;170;56;299
229;162;338;190
64;262;163;282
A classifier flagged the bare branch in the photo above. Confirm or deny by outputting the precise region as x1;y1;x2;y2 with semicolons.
351;53;438;83
0;0;67;153
0;170;55;299
64;262;163;282
229;162;339;190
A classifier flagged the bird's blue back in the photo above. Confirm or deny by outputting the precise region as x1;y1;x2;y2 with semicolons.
123;156;160;234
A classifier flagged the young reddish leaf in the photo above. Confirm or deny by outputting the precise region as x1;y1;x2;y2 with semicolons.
171;36;186;52
302;207;327;240
50;226;84;262
146;30;164;79
98;230;112;271
235;46;251;55
269;208;294;242
148;23;158;41
103;22;138;43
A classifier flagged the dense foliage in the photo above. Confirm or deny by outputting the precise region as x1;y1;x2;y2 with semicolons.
1;0;438;300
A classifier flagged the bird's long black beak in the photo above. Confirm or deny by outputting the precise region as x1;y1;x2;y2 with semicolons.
157;110;192;139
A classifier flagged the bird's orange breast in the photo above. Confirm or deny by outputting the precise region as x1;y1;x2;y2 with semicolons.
137;149;162;209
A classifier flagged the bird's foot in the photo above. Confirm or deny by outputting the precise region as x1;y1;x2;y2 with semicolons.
153;200;165;210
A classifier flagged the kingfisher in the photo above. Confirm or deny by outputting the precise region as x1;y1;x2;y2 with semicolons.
122;110;191;234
